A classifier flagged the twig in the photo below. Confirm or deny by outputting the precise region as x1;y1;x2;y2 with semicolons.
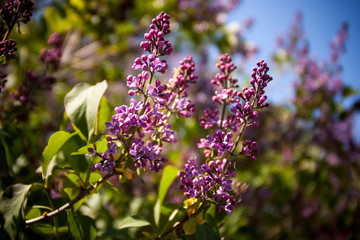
25;173;112;225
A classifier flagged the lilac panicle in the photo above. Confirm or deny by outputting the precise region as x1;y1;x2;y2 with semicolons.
90;12;190;174
180;56;272;215
198;56;272;159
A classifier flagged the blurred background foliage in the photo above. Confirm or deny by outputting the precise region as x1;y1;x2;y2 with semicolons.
0;0;359;239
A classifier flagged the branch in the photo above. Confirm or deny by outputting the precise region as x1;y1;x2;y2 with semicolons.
25;173;112;225
156;202;209;239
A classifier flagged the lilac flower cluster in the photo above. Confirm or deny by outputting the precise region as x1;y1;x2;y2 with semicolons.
40;32;63;70
139;11;173;56
0;0;33;61
0;39;17;60
199;54;272;160
4;33;62;122
0;0;34;24
180;56;272;214
89;12;197;175
178;158;237;214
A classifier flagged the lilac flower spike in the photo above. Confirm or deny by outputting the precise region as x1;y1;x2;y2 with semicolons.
180;56;273;214
90;12;192;174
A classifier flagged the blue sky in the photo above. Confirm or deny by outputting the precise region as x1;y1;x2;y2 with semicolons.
228;0;360;138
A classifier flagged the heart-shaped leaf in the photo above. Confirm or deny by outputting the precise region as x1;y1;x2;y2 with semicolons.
64;80;108;140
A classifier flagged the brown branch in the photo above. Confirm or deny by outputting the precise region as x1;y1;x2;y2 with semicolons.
25;173;112;225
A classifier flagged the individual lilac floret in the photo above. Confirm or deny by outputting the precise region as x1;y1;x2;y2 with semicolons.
198;130;233;158
178;158;237;214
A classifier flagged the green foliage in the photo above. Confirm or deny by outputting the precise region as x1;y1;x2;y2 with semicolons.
154;165;180;226
41;131;77;179
64;80;108;141
0;126;24;176
116;215;151;230
0;184;32;240
67;208;96;240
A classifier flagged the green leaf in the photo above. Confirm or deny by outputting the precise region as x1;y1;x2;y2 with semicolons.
41;131;77;179
183;217;196;235
195;214;220;240
0;184;32;240
63;173;87;210
0;127;24;176
154;165;180;226
61;134;89;173
98;96;113;134
0;55;6;64
117;215;151;230
342;86;358;98
67;209;96;240
71;135;109;156
64;80;108;140
29;223;61;236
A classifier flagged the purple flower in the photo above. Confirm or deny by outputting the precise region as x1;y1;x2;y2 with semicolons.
1;0;34;25
198;130;233;157
0;39;17;59
139;12;173;56
101;160;116;174
178;158;237;214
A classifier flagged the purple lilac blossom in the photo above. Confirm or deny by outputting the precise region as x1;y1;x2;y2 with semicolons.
90;12;188;174
178;158;237;214
0;39;17;59
0;0;34;25
180;57;272;215
39;33;63;70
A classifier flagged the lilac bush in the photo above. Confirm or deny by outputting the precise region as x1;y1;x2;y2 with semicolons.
0;7;274;239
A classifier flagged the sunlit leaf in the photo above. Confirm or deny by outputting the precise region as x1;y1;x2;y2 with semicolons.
64;80;108;140
41;131;77;179
154;165;180;226
117;215;151;230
